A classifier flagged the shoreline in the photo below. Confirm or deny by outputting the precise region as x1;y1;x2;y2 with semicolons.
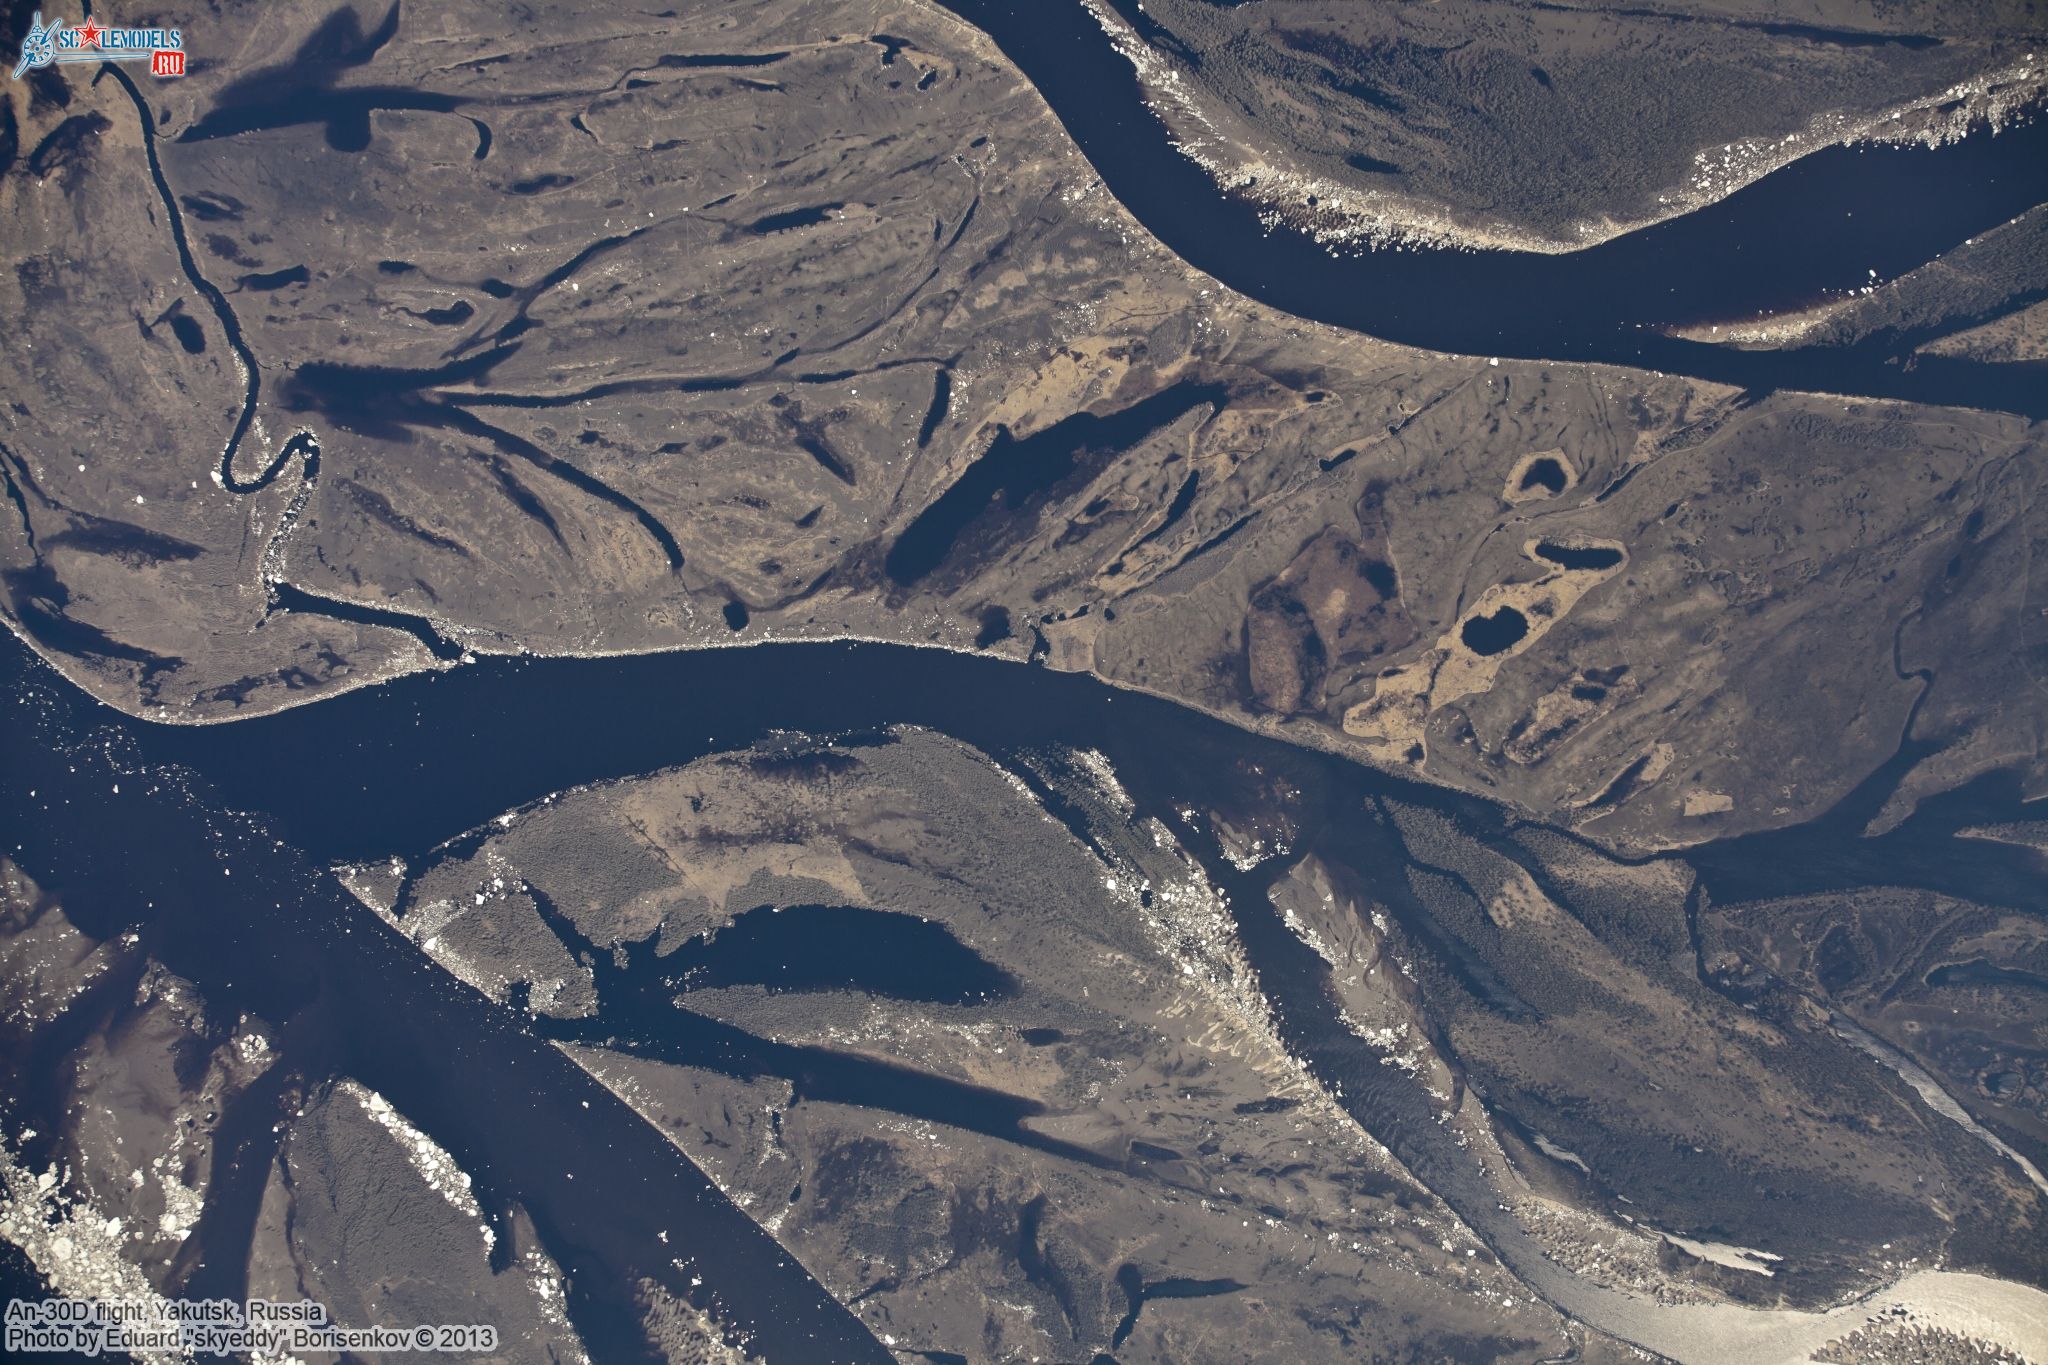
1082;0;2048;259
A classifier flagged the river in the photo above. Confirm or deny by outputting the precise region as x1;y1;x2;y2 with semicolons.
5;625;2045;1359
937;0;2048;417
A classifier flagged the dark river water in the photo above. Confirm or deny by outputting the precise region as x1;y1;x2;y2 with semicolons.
5;628;2044;1358
938;0;2048;416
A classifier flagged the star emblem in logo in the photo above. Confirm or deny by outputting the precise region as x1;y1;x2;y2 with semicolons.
75;19;102;47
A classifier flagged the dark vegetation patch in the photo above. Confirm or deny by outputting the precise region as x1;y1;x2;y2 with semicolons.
653;51;788;69
1343;152;1399;174
746;204;843;235
886;383;1227;587
917;368;952;448
335;476;469;556
739;745;870;778
1119;467;1201;565
1015;1194;1082;1338
1583;750;1654;810
1924;959;2048;993
176;4;465;152
237;265;310;291
203;232;250;264
26;111;111;178
1154;469;1201;537
44;516;204;566
482;458;566;550
3;563;183;688
779;401;857;485
1526;3;1940;49
1245;527;1411;714
181;192;245;223
26;67;69;114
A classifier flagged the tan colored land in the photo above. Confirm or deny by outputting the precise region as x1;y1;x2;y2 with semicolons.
4;0;2043;860
340;730;2048;1361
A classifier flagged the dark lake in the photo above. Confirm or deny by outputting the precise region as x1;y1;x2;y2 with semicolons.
657;903;1017;1003
1461;605;1530;655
